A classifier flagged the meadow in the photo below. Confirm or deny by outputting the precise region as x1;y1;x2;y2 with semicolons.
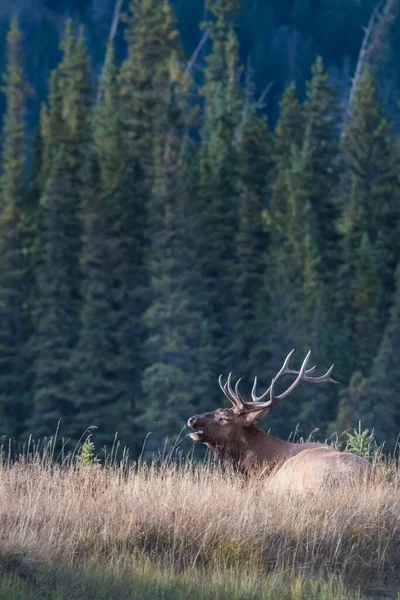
0;440;399;600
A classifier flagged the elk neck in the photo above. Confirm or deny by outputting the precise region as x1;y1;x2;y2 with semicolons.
208;426;297;474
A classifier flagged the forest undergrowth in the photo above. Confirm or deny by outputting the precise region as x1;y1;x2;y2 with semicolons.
0;438;399;599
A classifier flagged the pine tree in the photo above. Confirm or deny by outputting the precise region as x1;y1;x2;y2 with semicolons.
298;233;333;435
232;105;271;375
202;0;240;107
197;0;242;376
341;70;398;261
337;70;399;378
0;18;31;438
269;81;304;236
69;155;132;448
42;21;92;167
273;82;304;166
135;36;215;450
364;265;400;446
94;42;122;193
110;3;183;453
24;131;45;317
174;136;217;416
106;162;148;456
266;144;315;357
332;371;366;437
141;134;211;452
265;112;332;437
119;0;181;183
280;58;341;426
29;22;92;439
351;232;383;374
302;56;340;271
28;153;82;437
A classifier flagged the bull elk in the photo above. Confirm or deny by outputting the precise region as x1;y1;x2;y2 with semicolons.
187;350;371;492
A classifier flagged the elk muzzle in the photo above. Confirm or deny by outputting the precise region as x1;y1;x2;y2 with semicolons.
187;414;207;441
187;416;198;428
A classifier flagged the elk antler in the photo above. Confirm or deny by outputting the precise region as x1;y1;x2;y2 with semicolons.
250;349;316;403
219;372;248;408
219;350;338;413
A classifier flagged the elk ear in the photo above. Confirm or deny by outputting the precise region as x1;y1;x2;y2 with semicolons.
244;407;271;426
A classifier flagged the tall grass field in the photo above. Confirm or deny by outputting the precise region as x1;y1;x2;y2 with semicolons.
0;438;399;599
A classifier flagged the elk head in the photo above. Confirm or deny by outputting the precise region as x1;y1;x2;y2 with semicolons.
187;350;337;459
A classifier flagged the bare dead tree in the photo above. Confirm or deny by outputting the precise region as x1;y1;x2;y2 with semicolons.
344;0;399;131
369;0;399;70
96;0;124;107
256;79;276;110
184;29;210;79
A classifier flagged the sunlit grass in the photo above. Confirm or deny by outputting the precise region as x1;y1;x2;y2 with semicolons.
0;443;399;598
0;558;362;600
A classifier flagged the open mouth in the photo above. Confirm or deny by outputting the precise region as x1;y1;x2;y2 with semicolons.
189;430;204;441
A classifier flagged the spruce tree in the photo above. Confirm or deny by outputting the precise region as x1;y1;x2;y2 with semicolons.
28;153;82;437
233;105;271;375
29;22;92;439
282;60;341;415
69;155;132;448
109;2;183;453
337;70;399;378
265;120;332;437
266;144;315;359
197;0;242;377
302;56;340;271
137;39;215;450
332;371;366;437
141;135;211;452
94;42;122;194
351;232;383;375
0;18;31;438
269;81;304;236
341;70;398;261
119;0;180;184
364;265;400;446
41;21;92;169
107;162;148;456
273;82;304;165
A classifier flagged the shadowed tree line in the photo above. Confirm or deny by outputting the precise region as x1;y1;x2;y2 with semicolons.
0;0;400;456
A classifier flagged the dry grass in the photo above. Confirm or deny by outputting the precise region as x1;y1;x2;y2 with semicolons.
0;449;399;598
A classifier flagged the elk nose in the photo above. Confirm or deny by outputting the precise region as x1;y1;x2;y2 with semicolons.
187;416;198;428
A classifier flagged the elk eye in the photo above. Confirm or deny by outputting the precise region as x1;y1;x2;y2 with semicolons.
218;416;229;424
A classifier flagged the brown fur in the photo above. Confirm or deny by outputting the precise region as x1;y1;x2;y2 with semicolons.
187;406;372;491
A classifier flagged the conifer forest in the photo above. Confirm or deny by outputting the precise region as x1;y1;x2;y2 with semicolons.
1;0;400;458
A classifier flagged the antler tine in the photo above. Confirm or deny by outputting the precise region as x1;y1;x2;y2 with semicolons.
251;376;271;404
234;378;247;405
250;349;316;405
251;376;260;399
302;363;339;385
219;372;245;408
227;372;236;399
250;350;296;403
218;374;225;395
219;373;236;407
269;350;311;403
269;351;338;403
219;352;338;414
282;348;295;369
